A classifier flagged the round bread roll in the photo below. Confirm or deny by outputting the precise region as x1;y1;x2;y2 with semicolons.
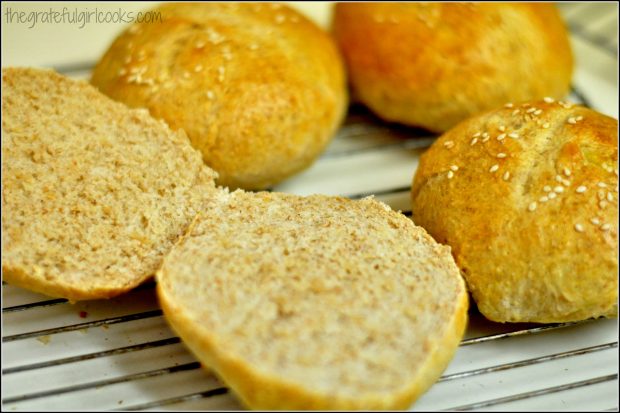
2;67;218;301
411;100;618;323
332;3;573;133
91;3;347;190
157;191;468;409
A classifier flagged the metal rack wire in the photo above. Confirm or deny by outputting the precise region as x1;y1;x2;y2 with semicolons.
2;3;618;411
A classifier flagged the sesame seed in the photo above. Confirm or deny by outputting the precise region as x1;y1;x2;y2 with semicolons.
473;132;481;138
543;97;555;103
533;109;543;116
562;179;571;187
543;186;552;192
526;107;537;114
498;125;506;132
471;137;479;146
522;103;532;108
567;117;577;124
607;193;614;202
548;192;557;200
574;223;584;233
496;153;507;158
528;202;537;211
576;116;584;121
598;182;607;188
206;90;215;100
576;186;587;193
555;175;564;183
489;164;499;173
563;167;571;177
450;165;459;172
539;196;549;203
601;224;611;231
599;200;608;209
118;68;127;76
195;41;206;49
444;140;455;149
183;72;190;79
512;109;521;116
482;132;490;139
591;217;601;226
194;65;203;72
542;122;550;129
554;186;564;193
275;14;286;23
504;103;514;108
508;132;519;139
447;170;454;179
503;171;511;181
598;190;606;200
497;133;506;141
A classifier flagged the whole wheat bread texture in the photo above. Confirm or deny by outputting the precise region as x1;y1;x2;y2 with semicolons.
1;67;218;301
412;100;618;323
157;191;468;410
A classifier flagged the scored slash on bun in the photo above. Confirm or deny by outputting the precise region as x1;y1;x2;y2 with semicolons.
411;99;618;323
157;191;468;409
91;3;348;190
332;3;573;133
1;67;218;301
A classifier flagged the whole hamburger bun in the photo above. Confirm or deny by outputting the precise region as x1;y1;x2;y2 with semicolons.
411;100;618;323
92;3;347;190
332;3;573;133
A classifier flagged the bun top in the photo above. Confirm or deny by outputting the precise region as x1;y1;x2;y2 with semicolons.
412;100;618;322
333;3;573;132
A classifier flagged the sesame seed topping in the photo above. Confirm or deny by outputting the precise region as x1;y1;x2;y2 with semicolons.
447;170;454;179
543;186;552;192
512;109;520;116
444;140;455;149
534;109;543;116
526;107;537;114
574;223;584;233
489;164;499;173
576;185;587;193
183;72;190;79
591;217;601;226
563;167;571;177
542;122;550;129
503;171;511;181
562;179;571;187
598;190;606;200
543;97;555;103
548;192;557;200
539;196;549;203
206;90;215;100
554;186;564;193
498;125;506;132
555;175;564;183
471;137;479;146
607;193;614;202
508;133;519;139
599;200;608;209
473;132;481;138
567;117;577;124
482;132;490;139
194;65;203;72
522;103;531;108
528;202;537;211
450;165;459;172
195;41;206;49
601;224;611;231
275;14;286;23
496;153;507;158
497;133;506;141
598;182;607;188
576;115;584;121
504;103;514;108
118;68;127;76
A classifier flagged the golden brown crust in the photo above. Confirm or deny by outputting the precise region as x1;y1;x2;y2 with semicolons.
332;3;573;133
157;192;468;409
91;3;348;190
411;100;618;323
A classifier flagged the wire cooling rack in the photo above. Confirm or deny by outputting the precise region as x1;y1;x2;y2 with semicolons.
2;2;618;411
